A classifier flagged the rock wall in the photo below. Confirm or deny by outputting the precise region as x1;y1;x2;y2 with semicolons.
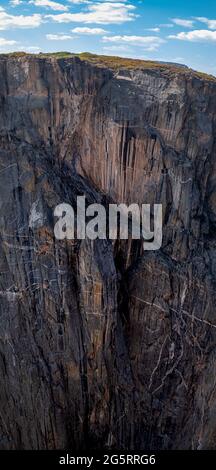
0;55;216;449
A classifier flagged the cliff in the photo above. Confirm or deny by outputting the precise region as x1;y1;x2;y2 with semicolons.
0;53;216;450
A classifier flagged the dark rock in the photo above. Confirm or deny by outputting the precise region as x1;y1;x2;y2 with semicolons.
0;55;216;450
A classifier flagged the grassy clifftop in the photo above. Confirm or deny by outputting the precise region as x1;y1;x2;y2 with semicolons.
2;51;216;82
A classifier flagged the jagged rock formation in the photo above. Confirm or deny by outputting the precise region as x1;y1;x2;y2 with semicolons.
0;54;216;450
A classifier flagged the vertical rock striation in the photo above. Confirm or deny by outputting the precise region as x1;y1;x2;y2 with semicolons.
0;54;216;449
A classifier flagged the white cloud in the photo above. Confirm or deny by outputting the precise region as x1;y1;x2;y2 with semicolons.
147;27;160;32
0;37;17;47
71;27;107;34
0;12;42;29
67;0;90;3
29;0;68;11
10;0;23;6
195;17;216;30
26;46;40;51
172;18;194;28
102;35;165;51
159;23;173;28
19;45;41;51
47;2;137;25
102;45;130;52
46;33;74;40
169;30;216;42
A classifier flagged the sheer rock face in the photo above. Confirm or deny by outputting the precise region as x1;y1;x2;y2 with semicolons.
0;55;216;450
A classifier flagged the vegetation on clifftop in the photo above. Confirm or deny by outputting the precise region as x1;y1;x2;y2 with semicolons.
2;51;216;82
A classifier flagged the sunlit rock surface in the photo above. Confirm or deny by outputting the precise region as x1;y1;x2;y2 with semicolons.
0;54;216;449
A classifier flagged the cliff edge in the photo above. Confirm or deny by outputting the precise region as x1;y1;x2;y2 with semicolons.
0;54;216;450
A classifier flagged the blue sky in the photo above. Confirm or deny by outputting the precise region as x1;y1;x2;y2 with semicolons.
0;0;216;75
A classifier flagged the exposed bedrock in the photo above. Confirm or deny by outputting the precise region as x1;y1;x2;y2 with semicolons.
0;55;216;449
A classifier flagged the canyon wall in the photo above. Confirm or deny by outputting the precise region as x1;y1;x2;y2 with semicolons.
0;54;216;449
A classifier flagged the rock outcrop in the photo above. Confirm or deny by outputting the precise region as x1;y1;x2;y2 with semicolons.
0;53;216;450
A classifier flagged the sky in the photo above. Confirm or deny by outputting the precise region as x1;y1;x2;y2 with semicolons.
0;0;216;75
